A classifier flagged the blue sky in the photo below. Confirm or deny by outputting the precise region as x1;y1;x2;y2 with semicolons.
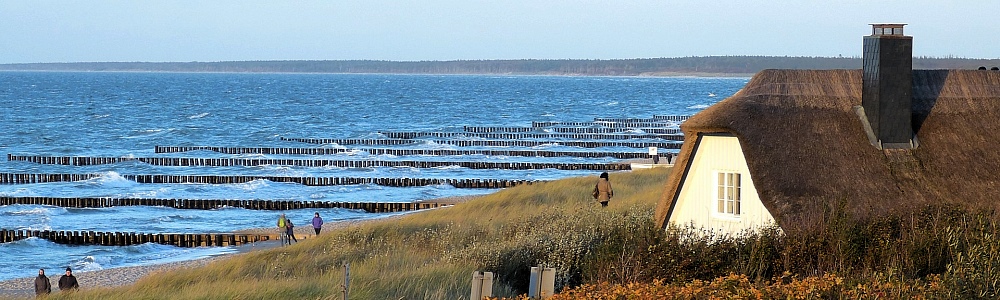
1;1;997;63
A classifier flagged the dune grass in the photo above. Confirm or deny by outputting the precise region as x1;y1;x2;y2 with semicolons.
40;168;671;300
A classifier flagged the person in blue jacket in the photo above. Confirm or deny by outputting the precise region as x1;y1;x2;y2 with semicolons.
312;212;324;235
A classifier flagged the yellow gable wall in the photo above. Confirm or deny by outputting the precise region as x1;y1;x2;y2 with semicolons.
668;134;775;235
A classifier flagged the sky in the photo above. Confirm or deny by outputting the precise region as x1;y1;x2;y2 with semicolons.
1;1;998;64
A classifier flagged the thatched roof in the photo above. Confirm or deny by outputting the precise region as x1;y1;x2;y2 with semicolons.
655;69;1000;229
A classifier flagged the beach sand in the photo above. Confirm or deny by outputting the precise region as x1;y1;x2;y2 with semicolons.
0;195;480;299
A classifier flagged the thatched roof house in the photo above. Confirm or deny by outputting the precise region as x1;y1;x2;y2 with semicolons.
656;24;1000;233
655;26;1000;233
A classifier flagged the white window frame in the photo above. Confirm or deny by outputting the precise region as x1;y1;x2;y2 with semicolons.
715;171;742;218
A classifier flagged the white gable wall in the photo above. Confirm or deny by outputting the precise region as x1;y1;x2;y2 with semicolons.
668;134;776;235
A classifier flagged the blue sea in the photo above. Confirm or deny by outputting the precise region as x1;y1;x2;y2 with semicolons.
0;71;747;281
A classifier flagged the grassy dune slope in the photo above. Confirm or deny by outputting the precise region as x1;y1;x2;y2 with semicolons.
46;168;671;300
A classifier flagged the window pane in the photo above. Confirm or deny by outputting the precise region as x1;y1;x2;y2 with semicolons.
718;199;724;213
735;200;741;215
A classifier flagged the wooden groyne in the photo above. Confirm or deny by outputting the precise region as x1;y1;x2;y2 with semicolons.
280;137;682;149
153;146;672;159
0;196;447;212
462;126;681;134
531;121;676;128
550;127;681;134
594;117;685;123
377;131;683;141
0;229;271;247
0;173;536;188
8;155;633;170
653;115;691;121
154;146;355;155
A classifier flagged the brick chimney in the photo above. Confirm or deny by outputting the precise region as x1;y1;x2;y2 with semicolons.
861;24;914;149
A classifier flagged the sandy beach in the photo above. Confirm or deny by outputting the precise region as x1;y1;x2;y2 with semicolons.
0;196;478;299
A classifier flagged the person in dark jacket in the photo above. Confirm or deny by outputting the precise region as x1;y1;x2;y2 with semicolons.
285;219;298;245
312;212;324;236
34;268;51;296
593;172;614;207
58;267;78;292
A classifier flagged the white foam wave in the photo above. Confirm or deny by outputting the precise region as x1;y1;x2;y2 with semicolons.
3;207;52;216
188;112;210;119
541;113;556;117
432;165;464;170
91;171;137;188
75;255;107;272
0;188;36;197
155;214;199;222
234;179;270;191
605;101;619;106
343;149;365;156
687;104;710;109
417;141;459;150
530;143;561;149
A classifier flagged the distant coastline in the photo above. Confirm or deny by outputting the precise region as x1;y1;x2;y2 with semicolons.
2;56;999;76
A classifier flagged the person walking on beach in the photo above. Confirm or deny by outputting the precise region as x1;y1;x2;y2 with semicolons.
312;212;324;236
277;213;288;245
58;267;78;292
592;172;614;207
34;268;51;296
285;218;298;245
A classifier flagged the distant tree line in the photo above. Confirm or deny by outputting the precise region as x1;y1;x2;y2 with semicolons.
2;56;999;76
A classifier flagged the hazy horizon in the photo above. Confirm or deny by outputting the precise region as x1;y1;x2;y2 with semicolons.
3;1;998;64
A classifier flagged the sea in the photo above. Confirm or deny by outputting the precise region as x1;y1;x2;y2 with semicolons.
0;71;747;282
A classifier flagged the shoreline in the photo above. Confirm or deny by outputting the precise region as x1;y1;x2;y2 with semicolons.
0;195;480;299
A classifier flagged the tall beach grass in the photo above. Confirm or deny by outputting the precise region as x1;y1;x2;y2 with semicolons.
38;168;671;299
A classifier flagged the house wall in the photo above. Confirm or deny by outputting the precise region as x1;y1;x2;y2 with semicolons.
668;134;775;235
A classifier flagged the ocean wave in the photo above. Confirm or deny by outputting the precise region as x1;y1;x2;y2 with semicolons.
1;204;63;217
87;171;137;188
431;165;464;170
233;179;270;191
605;101;619;106
0;188;35;197
530;143;561;149
416;140;459;150
73;255;108;272
188;112;210;119
687;104;710;109
155;214;200;222
122;128;175;139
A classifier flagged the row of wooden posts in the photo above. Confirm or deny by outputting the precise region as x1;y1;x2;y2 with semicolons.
596;115;690;122
376;131;683;141
152;146;672;159
461;126;681;134
0;229;272;247
8;154;634;170
0;173;536;188
280;137;683;149
0;196;447;212
531;121;678;128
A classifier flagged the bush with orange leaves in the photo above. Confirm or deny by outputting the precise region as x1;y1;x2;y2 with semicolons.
488;273;945;300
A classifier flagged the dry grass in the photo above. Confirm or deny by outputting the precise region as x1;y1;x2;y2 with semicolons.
39;168;671;299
